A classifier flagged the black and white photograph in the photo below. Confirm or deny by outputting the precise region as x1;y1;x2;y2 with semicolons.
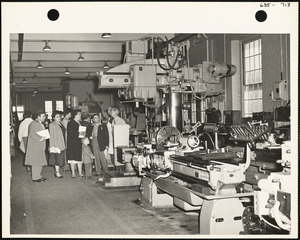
2;2;298;238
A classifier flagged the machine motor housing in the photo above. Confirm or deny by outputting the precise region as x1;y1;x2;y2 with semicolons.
128;65;157;100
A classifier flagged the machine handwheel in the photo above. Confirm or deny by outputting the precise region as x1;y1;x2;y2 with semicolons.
187;136;200;149
242;206;266;234
156;126;181;146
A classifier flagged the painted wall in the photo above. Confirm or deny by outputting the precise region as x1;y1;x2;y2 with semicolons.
188;34;290;116
261;34;290;112
68;79;119;112
15;92;63;113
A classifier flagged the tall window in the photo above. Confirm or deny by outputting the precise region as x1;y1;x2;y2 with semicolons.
45;101;53;119
56;100;64;112
13;105;24;121
243;38;263;117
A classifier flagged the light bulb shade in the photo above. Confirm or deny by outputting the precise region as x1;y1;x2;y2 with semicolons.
36;61;43;69
33;73;37;79
22;78;26;83
77;52;84;61
65;68;70;75
101;33;111;38
103;61;109;69
43;41;51;51
86;73;92;79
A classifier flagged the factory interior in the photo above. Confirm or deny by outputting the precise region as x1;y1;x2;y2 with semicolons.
8;33;293;236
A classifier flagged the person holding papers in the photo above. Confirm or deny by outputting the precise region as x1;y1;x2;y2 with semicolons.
49;111;66;178
25;110;48;182
67;110;84;178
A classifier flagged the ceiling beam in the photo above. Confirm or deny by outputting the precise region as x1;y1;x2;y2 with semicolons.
10;52;123;61
11;39;126;44
11;51;122;54
10;42;124;52
17;33;24;62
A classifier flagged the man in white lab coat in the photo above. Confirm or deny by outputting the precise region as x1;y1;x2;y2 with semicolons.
18;110;33;173
110;108;126;170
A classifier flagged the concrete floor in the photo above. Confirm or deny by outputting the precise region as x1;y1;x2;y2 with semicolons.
10;149;199;237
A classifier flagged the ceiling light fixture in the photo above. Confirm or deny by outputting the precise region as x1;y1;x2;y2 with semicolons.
43;40;51;51
34;88;38;94
77;52;85;61
22;78;26;83
103;61;109;69
86;73;92;79
33;73;37;79
36;61;43;69
65;67;70;75
101;33;111;38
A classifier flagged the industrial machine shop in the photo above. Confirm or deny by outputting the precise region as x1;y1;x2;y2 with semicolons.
9;33;293;236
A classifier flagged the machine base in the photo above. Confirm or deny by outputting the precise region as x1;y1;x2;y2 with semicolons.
174;197;201;211
141;177;173;207
104;171;142;187
199;198;244;235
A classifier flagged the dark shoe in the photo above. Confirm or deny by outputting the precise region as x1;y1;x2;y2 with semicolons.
41;177;47;181
94;173;100;176
78;174;85;179
32;178;45;182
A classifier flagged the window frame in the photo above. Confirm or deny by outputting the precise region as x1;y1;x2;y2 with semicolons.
241;35;263;117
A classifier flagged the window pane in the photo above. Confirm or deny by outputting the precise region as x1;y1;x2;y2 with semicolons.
56;100;64;111
249;86;253;99
258;84;262;98
244;100;249;115
254;55;260;70
259;54;262;68
250;57;254;70
245;58;250;71
254;70;260;83
254;99;261;112
254;40;259;54
250;71;255;84
258;39;261;53
244;86;249;99
249;41;254;56
45;101;53;119
259;99;263;111
17;106;24;111
258;69;262;83
245;72;250;85
244;43;249;57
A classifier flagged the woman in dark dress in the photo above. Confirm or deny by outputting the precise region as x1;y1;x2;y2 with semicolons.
67;110;84;178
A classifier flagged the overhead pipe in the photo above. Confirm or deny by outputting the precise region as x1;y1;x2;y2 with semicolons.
17;33;24;62
146;34;197;58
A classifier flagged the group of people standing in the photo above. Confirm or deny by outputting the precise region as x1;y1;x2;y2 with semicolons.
18;106;126;183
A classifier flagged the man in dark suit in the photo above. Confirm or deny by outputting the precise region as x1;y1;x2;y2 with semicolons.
90;114;109;179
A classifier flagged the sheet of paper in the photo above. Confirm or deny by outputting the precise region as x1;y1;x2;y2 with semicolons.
49;147;61;153
79;126;86;133
37;129;50;139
